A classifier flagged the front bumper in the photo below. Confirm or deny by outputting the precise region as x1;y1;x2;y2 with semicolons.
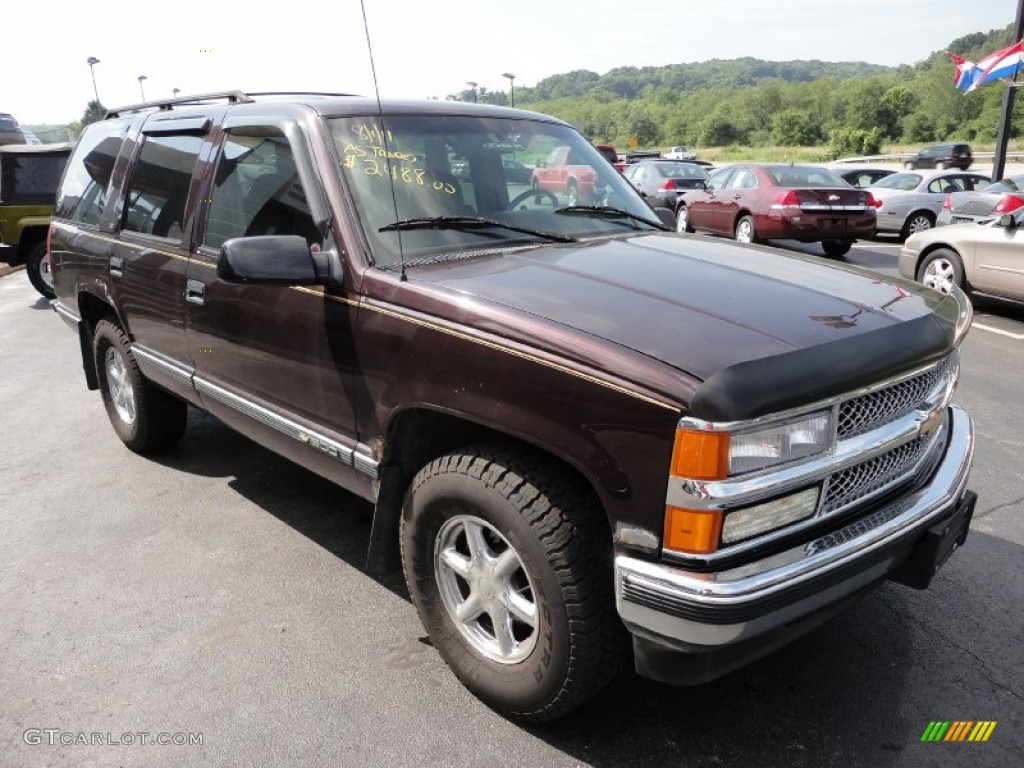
615;404;974;683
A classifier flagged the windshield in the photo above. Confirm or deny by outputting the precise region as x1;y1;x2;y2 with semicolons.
872;173;923;191
328;115;657;267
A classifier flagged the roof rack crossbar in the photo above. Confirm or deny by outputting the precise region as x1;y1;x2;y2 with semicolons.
104;90;255;119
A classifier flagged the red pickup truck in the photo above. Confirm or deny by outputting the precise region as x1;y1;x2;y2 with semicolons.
531;145;599;204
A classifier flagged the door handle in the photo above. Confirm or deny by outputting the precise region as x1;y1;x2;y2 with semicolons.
109;255;123;278
185;279;206;306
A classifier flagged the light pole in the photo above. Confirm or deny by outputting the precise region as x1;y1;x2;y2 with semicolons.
502;72;516;107
138;75;147;101
87;57;101;103
466;81;478;103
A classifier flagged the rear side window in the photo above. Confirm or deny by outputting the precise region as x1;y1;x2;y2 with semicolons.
55;121;125;226
203;128;318;249
0;151;69;205
122;134;203;239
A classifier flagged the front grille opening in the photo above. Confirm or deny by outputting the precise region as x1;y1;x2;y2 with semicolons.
837;357;950;439
822;436;930;514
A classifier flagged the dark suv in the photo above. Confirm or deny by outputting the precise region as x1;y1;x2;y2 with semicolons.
905;143;972;171
0;142;72;297
49;90;976;722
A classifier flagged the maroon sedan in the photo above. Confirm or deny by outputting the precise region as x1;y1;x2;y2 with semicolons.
676;163;878;258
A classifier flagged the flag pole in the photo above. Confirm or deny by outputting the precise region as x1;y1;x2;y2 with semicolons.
992;0;1024;181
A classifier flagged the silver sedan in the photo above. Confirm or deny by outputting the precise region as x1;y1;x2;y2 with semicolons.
869;170;992;238
898;212;1024;301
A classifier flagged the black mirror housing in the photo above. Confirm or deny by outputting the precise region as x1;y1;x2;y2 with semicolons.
218;236;324;285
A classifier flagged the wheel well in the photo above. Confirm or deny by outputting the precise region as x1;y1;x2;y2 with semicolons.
365;408;602;575
76;293;120;390
17;226;48;253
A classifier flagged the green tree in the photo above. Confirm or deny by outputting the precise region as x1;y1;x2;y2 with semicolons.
771;109;819;145
80;100;107;127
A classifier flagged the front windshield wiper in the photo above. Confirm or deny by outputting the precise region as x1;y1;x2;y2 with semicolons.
379;216;577;243
554;205;669;231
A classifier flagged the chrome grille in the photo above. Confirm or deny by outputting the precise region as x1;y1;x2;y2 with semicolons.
822;436;930;514
837;357;949;438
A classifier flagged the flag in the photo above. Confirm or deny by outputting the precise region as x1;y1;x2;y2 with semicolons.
945;51;982;91
965;40;1024;92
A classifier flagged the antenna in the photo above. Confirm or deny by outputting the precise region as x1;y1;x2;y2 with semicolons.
359;0;407;281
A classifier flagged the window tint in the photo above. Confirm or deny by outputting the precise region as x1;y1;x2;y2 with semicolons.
0;151;69;205
55;121;125;225
969;175;992;190
727;168;756;189
204;129;319;249
122;134;203;239
873;173;922;191
706;169;733;190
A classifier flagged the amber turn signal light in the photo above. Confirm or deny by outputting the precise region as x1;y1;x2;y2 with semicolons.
663;505;723;554
671;429;729;481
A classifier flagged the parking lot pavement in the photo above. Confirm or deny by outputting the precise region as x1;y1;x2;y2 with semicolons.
1;270;1021;768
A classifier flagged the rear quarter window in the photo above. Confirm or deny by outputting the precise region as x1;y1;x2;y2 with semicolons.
55;122;127;226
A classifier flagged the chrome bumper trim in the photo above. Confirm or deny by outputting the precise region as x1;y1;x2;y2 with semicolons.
51;299;82;326
616;405;973;649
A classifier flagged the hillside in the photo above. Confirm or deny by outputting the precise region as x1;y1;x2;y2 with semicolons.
453;25;1019;153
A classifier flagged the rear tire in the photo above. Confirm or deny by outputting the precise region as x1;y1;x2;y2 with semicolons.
25;242;55;300
400;444;627;722
935;161;947;170
676;204;693;233
901;211;935;239
821;240;852;259
904;161;916;170
93;319;187;454
734;214;758;244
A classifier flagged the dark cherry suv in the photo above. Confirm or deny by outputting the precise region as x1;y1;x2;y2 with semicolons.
48;90;977;722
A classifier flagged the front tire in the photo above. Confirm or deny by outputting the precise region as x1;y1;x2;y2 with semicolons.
93;319;187;454
25;242;55;300
917;248;966;294
400;444;626;722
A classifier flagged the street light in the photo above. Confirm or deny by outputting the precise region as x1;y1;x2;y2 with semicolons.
502;72;516;107
87;57;100;103
466;81;478;103
138;75;147;101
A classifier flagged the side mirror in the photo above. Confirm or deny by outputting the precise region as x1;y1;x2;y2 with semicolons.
218;235;328;285
998;213;1017;229
537;160;548;168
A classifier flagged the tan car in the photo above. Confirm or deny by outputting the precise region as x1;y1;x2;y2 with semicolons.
899;212;1024;301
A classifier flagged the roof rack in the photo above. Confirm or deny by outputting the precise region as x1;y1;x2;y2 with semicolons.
104;90;254;119
245;91;362;99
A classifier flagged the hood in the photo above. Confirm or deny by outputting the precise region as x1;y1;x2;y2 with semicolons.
412;234;964;418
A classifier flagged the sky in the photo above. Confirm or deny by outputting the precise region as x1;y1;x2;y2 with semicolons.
2;0;1016;127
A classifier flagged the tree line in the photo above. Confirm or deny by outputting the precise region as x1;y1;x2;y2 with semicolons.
449;25;1022;156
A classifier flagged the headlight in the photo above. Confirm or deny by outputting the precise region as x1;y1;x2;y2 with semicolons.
671;410;834;481
729;411;833;475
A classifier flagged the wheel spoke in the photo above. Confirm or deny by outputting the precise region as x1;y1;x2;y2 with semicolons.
490;604;516;656
505;589;537;626
439;546;473;578
463;520;491;562
455;592;484;623
493;548;520;579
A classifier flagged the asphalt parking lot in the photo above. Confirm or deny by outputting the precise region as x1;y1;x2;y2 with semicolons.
1;250;1021;767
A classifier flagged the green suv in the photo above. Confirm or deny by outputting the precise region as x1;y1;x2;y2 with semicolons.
0;142;72;298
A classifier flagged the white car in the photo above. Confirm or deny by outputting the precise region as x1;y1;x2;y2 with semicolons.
868;169;992;238
898;212;1024;302
664;145;696;161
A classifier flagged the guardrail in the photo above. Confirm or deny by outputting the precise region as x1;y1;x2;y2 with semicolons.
836;152;1024;164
